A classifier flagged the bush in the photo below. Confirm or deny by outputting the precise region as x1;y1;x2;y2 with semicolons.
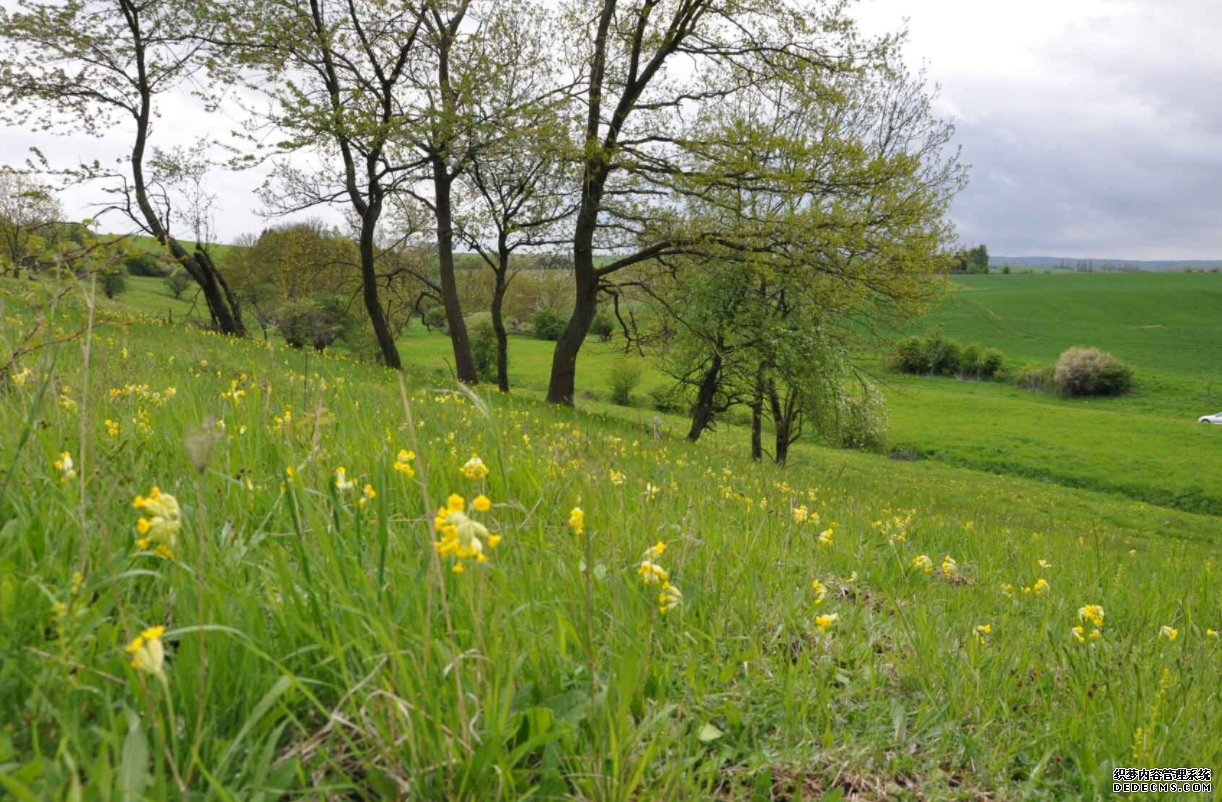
470;321;498;380
422;305;448;333
164;270;192;299
979;348;1005;379
590;312;614;342
533;309;567;341
886;336;929;374
1016;365;1055;392
123;253;168;278
1053;347;1133;397
278;298;349;351
607;360;643;406
831;381;888;451
648;383;687;413
957;343;981;379
100;268;128;299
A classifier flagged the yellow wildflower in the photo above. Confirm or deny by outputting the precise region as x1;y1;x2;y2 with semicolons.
1207;628;1219;639
637;561;668;585
1078;604;1105;628
658;581;682;614
815;613;838;633
105;419;120;437
53;452;77;484
133;486;182;557
940;554;957;578
609;469;625;486
393;449;416;477
1033;578;1050;596
1037;559;1052;569
911;554;933;574
460;455;490;480
334;466;355;492
818;526;834;546
1159;625;1178;641
974;623;992;645
359;483;376;510
792;505;809;525
569;507;584;534
811;579;827;605
434;494;496;572
473;495;491;512
125;625;167;677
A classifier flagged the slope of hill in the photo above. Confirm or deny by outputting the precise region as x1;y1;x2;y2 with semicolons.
3;273;1222;800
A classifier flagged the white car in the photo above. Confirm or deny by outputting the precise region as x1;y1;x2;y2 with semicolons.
1199;412;1222;425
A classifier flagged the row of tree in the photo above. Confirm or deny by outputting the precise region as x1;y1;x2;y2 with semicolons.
1;0;966;455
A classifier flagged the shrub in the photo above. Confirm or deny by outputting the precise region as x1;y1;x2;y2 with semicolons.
887;336;928;374
831;381;888;451
278;299;349;351
533;309;567;341
123;253;168;278
164;270;192;299
607;359;643;405
1016;365;1055;392
590;312;614;342
926;334;960;376
422;305;448;333
470;321;498;380
1053;347;1133;397
648;383;687;413
979;348;1005;379
957;343;982;379
100;268;128;299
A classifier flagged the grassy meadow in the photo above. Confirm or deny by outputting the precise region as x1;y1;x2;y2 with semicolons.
2;268;1222;800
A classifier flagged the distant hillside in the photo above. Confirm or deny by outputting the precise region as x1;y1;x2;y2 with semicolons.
992;255;1222;271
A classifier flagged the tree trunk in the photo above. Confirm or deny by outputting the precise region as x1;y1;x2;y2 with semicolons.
358;208;402;369
750;366;765;461
768;383;791;466
547;210;599;404
491;254;510;392
433;160;478;383
688;351;723;442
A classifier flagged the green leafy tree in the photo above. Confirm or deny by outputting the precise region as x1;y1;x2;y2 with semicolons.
0;0;246;334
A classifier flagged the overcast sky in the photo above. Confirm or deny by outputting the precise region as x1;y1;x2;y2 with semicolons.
3;0;1220;259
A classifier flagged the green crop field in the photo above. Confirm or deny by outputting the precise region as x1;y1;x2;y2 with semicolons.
4;269;1222;801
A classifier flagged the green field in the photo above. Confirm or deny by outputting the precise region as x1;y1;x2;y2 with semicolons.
4;270;1222;801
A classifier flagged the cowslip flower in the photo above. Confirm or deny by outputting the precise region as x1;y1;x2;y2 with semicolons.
568;507;584;535
818;525;834;546
335;466;355;492
911;554;933;574
811;580;827;605
815;613;838;633
792;505;809;525
940;555;957;578
11;366;31;386
1207;628;1219;639
133;487;182;559
1071;625;1101;644
974;623;992;645
460;455;489;480
393;449;416;477
1159;625;1178;641
434;493;499;573
125;625;167;677
637;561;668;585
1033;578;1050;596
644;541;666;561
658;582;682;614
609;469;625;486
473;494;491;512
105;419;120;437
54;452;77;484
359;484;376;510
1037;559;1052;569
1078;605;1105;628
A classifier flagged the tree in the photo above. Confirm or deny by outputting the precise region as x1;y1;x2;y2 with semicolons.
967;244;989;273
636;53;964;461
225;0;429;368
0;0;247;334
165;270;192;298
100;267;128;299
455;1;577;391
541;0;884;405
0;169;63;272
